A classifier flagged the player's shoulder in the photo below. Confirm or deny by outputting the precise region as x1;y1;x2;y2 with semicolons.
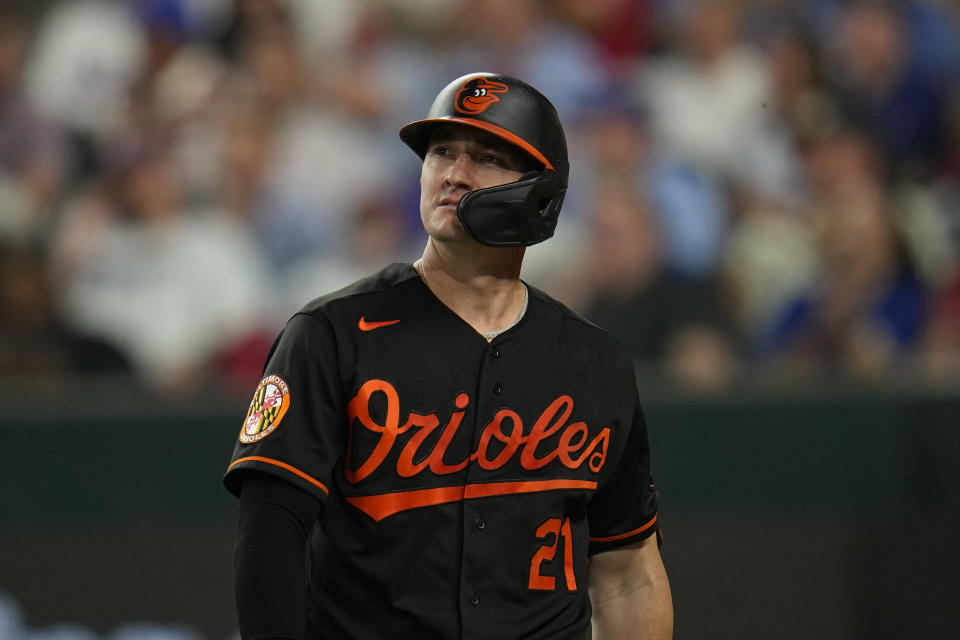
294;263;419;318
527;284;633;365
528;284;617;341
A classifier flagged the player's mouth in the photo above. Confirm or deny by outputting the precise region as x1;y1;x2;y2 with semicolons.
438;197;461;208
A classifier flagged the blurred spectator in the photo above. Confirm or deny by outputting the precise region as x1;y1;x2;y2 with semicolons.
555;0;656;76
0;10;68;242
0;240;131;381
718;19;838;356
445;0;612;118
903;0;960;82
205;92;272;225
134;0;191;80
824;1;954;181
721;193;820;356
24;0;146;179
760;20;840;163
754;129;929;376
216;0;300;62
215;7;404;278
48;140;272;394
570;86;729;281
576;176;738;388
638;0;782;188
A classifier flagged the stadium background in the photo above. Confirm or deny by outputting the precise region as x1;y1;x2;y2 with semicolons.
1;1;958;638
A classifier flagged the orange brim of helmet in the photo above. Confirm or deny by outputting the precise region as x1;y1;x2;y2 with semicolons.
399;116;555;171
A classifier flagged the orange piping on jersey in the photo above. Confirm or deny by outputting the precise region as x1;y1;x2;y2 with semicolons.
346;479;597;522
347;485;466;522
588;514;658;543
434;117;554;170
463;479;596;499
229;456;330;496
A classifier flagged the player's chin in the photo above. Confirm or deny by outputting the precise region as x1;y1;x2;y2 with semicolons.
424;212;469;241
431;228;473;246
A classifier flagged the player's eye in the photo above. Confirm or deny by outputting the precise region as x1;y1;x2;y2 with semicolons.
427;144;451;158
479;152;506;167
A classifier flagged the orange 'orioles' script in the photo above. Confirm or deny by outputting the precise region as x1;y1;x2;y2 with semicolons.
343;378;609;521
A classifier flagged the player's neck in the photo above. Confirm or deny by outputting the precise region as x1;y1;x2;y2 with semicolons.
415;241;527;338
419;237;524;281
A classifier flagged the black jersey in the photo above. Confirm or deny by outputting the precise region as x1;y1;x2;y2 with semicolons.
224;263;660;639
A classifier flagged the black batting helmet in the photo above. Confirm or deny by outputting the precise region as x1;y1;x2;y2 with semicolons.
399;72;568;247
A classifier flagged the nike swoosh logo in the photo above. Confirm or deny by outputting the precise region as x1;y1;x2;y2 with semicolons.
358;317;401;331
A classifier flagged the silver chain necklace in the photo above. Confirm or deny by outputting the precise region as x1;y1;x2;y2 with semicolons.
482;284;528;341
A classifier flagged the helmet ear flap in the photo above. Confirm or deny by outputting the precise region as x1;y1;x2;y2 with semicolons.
519;170;553;219
456;171;566;247
528;170;563;217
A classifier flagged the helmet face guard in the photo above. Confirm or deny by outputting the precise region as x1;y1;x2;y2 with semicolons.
456;171;566;247
399;73;569;247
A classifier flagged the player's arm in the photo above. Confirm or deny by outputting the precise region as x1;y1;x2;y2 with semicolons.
588;533;673;640
234;471;323;640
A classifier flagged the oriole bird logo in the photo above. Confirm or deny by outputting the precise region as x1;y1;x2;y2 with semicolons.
455;77;509;115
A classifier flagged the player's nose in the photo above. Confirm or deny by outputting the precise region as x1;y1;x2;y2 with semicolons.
443;153;476;190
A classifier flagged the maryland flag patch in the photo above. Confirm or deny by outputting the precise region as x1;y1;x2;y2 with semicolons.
239;375;290;443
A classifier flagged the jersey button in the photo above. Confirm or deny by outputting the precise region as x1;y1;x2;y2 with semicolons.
493;383;502;395
475;517;486;530
470;594;480;606
490;347;500;359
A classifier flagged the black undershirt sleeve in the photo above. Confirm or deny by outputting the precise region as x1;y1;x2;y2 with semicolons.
234;471;324;640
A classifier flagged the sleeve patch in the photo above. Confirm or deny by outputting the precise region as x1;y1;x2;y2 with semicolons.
239;375;291;443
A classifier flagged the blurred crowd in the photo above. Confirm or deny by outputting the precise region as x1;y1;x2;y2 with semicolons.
1;0;959;396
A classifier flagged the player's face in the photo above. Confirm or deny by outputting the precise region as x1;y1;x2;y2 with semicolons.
419;124;534;242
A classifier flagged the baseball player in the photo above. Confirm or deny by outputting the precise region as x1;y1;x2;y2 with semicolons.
224;72;672;639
